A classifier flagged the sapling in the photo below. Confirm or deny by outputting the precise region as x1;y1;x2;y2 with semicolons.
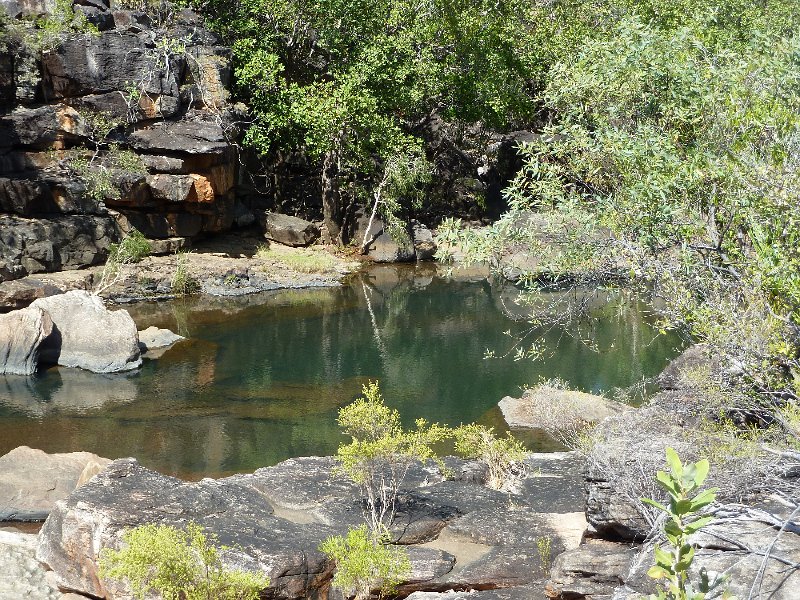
642;448;726;600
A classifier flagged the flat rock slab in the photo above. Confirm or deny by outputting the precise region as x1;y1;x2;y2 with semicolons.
38;451;590;598
0;278;62;312
31;290;142;373
0;305;52;375
0;446;111;521
137;325;184;355
260;212;320;247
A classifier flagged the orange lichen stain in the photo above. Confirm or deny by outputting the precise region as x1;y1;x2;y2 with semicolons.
188;174;215;203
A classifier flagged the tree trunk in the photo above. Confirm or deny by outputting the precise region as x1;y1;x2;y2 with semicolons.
321;146;343;245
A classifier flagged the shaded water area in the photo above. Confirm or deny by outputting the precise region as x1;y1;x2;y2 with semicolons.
0;265;681;479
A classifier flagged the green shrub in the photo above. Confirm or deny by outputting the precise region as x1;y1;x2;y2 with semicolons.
320;525;410;600
453;424;527;490
641;448;725;600
334;381;451;535
98;522;269;600
171;251;200;296
95;229;151;294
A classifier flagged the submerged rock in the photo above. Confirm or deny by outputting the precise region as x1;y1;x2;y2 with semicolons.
137;326;184;356
0;446;110;521
31;290;141;373
0;305;52;375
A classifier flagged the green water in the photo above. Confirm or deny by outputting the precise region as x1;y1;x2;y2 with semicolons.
0;265;680;479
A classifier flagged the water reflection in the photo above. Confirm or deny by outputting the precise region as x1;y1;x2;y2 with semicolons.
0;265;681;478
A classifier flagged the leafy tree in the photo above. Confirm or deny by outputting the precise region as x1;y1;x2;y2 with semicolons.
98;522;269;600
190;0;540;242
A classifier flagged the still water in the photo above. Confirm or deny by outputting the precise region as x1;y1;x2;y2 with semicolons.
0;265;680;478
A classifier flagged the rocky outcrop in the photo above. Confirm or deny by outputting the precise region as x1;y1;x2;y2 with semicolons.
31;290;141;372
0;446;110;521
354;216;437;263
0;305;52;374
545;345;800;600
37;452;587;599
260;211;320;247
0;1;240;282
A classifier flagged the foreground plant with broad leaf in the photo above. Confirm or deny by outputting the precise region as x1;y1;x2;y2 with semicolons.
642;448;726;600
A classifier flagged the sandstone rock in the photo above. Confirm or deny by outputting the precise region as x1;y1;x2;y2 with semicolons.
260;212;320;247
0;278;62;312
0;446;111;521
0;528;61;600
545;540;637;599
499;386;627;431
0;305;52;375
129;117;229;154
31;290;142;373
137;325;184;354
36;458;336;599
41;32;182;99
656;343;714;391
356;216;416;263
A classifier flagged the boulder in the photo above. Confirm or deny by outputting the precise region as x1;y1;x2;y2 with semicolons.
0;278;63;312
412;221;437;261
0;306;52;375
356;216;416;263
31;290;142;373
259;212;320;247
137;326;184;357
0;529;61;600
499;385;627;433
656;343;715;391
0;446;111;521
36;458;337;599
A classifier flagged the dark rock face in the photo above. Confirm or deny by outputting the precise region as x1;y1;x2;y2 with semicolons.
260;211;321;247
38;452;588;599
0;214;117;280
0;3;239;282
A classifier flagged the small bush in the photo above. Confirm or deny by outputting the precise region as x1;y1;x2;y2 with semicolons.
171;251;200;296
453;424;527;490
320;525;410;600
99;522;269;600
95;229;151;294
